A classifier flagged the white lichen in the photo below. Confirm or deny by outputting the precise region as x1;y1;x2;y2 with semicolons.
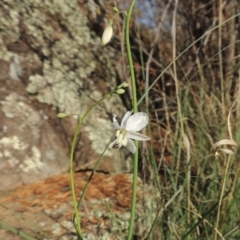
45;149;56;160
3;150;12;158
0;136;28;150
85;117;113;156
0;148;20;168
19;146;43;173
60;220;75;232
1;93;41;138
27;75;47;94
8;0;98;115
8;155;19;168
51;223;62;235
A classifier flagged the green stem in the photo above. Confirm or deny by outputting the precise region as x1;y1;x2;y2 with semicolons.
76;141;111;210
214;155;232;240
70;118;82;238
126;1;137;114
70;92;112;239
126;1;138;239
0;222;37;240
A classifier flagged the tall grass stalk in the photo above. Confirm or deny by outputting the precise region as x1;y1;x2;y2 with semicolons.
214;155;232;240
218;0;225;118
125;1;139;239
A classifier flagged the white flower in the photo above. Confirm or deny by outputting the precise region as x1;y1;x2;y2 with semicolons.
109;111;150;153
102;25;113;45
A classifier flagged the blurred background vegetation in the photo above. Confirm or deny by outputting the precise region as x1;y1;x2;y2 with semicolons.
102;0;240;239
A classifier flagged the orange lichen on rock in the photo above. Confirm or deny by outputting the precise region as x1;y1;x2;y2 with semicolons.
1;171;145;212
1;171;156;239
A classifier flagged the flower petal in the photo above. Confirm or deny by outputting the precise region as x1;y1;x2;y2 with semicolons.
126;139;136;153
125;112;149;131
121;111;131;128
127;131;150;141
102;25;113;45
109;138;120;149
112;114;120;129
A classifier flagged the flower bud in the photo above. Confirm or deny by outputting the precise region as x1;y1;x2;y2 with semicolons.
117;81;129;89
57;113;69;118
102;25;113;45
113;7;119;13
116;88;125;94
121;82;129;88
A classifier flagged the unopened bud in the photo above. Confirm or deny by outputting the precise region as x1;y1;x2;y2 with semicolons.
57;113;69;118
116;88;125;94
113;7;119;13
117;81;129;89
102;25;113;45
121;82;129;88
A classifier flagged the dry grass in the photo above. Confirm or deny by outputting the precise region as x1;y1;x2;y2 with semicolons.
122;0;240;239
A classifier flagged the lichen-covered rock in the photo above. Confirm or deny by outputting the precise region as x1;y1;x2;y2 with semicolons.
0;0;121;114
0;92;69;190
0;0;127;175
1;172;160;239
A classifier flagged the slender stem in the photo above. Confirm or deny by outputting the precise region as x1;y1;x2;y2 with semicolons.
218;0;225;118
70;117;82;238
70;92;111;238
126;1;137;114
0;203;52;239
214;155;232;240
126;1;138;239
76;141;111;210
0;222;37;240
